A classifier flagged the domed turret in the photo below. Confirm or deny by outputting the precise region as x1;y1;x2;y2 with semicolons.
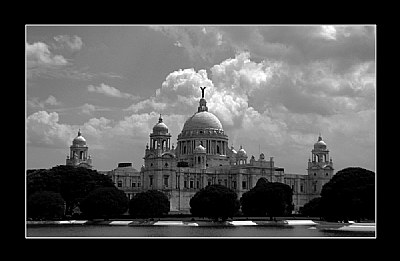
314;134;327;150
237;145;247;158
153;114;169;134
230;145;237;156
67;129;92;169
72;129;87;146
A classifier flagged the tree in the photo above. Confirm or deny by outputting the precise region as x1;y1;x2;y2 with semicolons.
27;191;65;220
240;179;293;220
300;197;322;217
319;167;375;222
80;187;128;219
190;184;240;221
27;165;115;215
129;190;170;218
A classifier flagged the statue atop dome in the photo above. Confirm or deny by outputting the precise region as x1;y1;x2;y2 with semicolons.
198;86;208;112
200;86;206;98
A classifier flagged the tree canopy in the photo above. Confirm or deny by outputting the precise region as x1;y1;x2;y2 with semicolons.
129;190;170;218
80;187;128;219
27;191;65;220
190;184;240;221
27;165;115;215
319;167;375;222
240;180;293;219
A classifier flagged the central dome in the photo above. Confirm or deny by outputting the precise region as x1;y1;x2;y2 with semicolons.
182;111;223;132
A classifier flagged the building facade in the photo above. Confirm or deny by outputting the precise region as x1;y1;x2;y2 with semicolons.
69;88;335;213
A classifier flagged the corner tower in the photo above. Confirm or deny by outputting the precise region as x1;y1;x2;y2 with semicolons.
143;115;176;190
307;134;334;198
66;129;92;169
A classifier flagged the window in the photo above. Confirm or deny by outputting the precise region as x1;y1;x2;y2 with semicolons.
242;181;247;189
132;182;136;187
314;173;316;176
117;181;122;187
314;184;317;192
208;179;212;186
326;173;329;176
184;180;188;188
183;146;186;154
218;179;222;185
232;181;236;189
196;180;200;188
164;176;169;187
149;176;153;187
300;184;304;192
217;145;220;154
165;163;168;167
190;180;194;189
291;184;294;191
137;182;141;187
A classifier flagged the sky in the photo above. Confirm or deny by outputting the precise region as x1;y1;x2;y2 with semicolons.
26;25;376;174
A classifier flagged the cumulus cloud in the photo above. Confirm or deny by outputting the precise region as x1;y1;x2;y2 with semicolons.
54;35;83;51
27;111;75;148
87;83;138;100
26;42;68;68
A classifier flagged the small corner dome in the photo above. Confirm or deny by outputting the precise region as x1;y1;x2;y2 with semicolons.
314;135;327;148
230;146;237;155
153;115;168;133
194;144;206;153
237;145;247;157
73;130;86;145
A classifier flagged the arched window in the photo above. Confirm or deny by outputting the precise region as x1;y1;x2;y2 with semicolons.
165;162;168;167
198;156;201;163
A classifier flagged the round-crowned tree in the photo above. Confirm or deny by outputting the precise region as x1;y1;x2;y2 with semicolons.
80;187;128;219
319;167;375;222
240;180;293;219
129;190;170;218
27;191;65;220
190;184;240;221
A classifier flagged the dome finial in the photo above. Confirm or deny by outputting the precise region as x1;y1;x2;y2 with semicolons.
159;114;163;123
318;132;322;141
78;128;81;136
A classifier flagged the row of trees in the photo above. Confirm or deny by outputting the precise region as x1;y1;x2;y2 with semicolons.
27;165;375;222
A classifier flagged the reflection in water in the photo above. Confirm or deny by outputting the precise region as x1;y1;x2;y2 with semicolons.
26;225;375;238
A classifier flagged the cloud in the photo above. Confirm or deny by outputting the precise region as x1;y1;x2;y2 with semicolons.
26;42;68;68
54;35;83;51
150;26;232;64
81;103;96;115
87;83;138;100
26;111;75;148
27;95;62;109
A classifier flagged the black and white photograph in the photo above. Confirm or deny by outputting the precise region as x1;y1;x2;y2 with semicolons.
25;24;376;238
